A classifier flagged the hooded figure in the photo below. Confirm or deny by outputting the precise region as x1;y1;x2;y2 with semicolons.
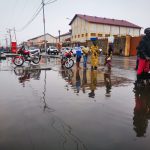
137;28;150;59
136;28;150;82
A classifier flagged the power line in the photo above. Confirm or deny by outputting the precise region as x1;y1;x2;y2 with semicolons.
45;0;57;5
16;0;58;32
17;3;43;32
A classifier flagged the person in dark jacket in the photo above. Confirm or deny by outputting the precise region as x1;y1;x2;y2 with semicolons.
136;28;150;82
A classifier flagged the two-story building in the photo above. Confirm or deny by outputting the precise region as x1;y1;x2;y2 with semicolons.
69;14;142;43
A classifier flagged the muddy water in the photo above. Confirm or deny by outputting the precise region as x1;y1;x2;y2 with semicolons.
0;57;150;150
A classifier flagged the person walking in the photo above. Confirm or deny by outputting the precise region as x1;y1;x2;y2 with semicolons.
82;44;89;69
76;43;82;69
90;41;99;70
104;43;114;70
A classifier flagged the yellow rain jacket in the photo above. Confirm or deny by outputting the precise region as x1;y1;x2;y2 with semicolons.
90;45;99;67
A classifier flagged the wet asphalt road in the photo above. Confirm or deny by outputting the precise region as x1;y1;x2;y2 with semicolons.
0;55;150;150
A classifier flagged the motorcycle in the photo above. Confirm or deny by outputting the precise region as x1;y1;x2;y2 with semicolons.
12;47;41;66
61;50;74;69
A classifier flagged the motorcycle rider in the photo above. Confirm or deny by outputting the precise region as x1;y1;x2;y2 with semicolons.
136;27;150;82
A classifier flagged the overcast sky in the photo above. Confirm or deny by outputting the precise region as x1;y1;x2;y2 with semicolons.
0;0;149;45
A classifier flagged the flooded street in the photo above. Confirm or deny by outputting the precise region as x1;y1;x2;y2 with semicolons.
0;56;150;150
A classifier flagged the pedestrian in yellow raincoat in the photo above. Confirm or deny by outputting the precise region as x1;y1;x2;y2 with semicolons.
90;41;100;70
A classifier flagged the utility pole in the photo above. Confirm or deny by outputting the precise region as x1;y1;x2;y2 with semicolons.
5;37;8;48
42;0;47;53
14;27;17;43
58;30;60;43
7;28;12;49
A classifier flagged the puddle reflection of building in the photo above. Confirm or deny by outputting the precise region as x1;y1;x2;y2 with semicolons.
133;84;150;137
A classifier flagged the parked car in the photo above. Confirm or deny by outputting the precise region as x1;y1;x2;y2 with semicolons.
28;47;41;54
47;46;59;55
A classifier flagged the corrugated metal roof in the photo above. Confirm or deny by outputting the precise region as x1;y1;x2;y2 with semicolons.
69;14;141;29
28;33;56;41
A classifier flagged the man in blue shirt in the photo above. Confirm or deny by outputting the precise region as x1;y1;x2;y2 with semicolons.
76;43;82;69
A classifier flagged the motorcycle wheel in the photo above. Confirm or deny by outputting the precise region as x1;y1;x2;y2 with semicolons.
14;57;24;66
65;59;74;69
32;56;41;64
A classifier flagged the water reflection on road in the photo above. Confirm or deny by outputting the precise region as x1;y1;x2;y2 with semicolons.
59;67;131;99
1;57;150;150
133;84;150;137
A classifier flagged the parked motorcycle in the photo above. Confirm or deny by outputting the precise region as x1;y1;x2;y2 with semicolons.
61;50;74;69
12;47;41;66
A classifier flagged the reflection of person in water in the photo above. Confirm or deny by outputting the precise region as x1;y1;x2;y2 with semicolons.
88;70;97;98
133;85;150;137
76;69;81;94
104;70;112;97
82;69;87;93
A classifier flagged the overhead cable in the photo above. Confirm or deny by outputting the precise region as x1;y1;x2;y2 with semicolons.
45;0;57;5
17;3;43;32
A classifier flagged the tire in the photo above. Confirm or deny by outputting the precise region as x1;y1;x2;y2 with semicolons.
14;57;24;66
47;50;51;55
32;56;41;64
65;59;74;69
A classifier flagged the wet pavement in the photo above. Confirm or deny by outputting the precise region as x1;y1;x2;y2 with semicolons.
0;55;150;150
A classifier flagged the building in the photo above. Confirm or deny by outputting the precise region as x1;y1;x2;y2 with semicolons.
27;33;57;47
69;14;142;43
59;31;71;43
56;30;72;46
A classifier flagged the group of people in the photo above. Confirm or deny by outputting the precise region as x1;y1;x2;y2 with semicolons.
75;41;113;70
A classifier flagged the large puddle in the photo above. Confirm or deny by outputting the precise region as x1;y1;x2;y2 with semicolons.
0;57;150;150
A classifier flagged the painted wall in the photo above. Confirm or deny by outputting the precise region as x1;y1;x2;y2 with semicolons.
71;17;141;43
130;36;142;56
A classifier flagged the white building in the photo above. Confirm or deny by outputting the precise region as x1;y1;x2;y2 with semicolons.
27;33;57;47
69;14;142;43
56;31;71;44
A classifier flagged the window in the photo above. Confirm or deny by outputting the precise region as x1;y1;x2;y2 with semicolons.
91;33;96;36
105;34;110;37
98;34;103;37
82;34;84;37
113;35;118;38
85;33;88;37
78;35;80;38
